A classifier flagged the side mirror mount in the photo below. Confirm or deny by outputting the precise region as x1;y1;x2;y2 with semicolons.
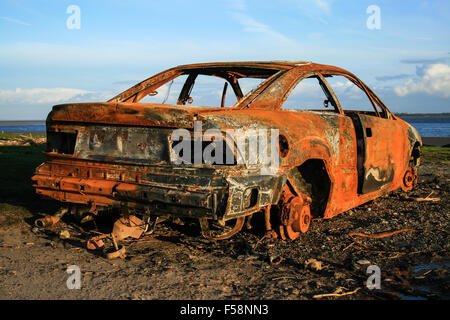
323;99;329;108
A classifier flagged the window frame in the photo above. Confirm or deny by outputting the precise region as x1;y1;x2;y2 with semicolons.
116;67;283;108
280;71;343;113
319;71;393;119
176;72;243;107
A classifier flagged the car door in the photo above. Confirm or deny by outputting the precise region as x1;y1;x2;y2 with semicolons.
323;73;405;194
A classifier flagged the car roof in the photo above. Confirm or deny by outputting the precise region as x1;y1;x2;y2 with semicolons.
108;61;359;104
176;61;312;70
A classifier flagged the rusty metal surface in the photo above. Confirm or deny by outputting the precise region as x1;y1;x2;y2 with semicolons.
111;215;146;241
32;61;422;241
278;184;311;240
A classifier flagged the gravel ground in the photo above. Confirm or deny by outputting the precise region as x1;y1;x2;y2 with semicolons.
0;159;448;300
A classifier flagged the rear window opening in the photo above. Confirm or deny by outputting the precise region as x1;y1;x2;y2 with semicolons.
47;131;77;155
128;67;280;108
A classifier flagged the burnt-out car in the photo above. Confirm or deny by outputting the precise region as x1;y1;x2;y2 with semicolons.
33;61;421;241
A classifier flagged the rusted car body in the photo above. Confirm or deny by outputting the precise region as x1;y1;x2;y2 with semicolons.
32;61;421;240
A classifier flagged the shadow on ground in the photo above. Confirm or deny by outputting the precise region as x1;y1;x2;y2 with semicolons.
0;145;60;228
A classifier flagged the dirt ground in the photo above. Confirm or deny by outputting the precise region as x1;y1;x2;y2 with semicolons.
0;155;448;300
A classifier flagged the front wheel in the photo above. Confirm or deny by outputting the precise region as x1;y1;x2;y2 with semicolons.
401;166;418;191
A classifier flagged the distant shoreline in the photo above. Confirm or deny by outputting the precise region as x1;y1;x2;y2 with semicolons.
395;113;450;117
0;121;45;125
421;137;450;147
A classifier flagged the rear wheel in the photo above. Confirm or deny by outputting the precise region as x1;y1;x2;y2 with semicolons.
278;185;311;240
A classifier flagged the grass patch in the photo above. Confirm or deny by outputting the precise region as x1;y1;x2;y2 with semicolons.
0;144;46;200
421;145;450;162
0;132;45;140
0;144;59;227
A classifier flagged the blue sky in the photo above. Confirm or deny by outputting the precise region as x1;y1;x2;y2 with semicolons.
0;0;449;119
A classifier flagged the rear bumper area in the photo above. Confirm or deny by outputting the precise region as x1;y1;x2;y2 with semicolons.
32;160;282;221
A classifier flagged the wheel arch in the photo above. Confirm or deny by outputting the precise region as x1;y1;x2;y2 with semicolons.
282;158;334;218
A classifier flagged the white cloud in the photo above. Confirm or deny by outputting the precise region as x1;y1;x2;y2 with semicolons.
0;88;112;120
293;0;332;22
0;88;110;105
228;0;295;45
394;63;450;98
0;16;31;26
232;12;295;44
311;0;332;15
227;0;247;11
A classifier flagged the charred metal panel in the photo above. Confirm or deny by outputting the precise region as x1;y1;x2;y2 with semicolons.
33;160;230;217
74;126;172;164
225;174;282;219
49;103;196;128
406;123;423;149
356;114;405;194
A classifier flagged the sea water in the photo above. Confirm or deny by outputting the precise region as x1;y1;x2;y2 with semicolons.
1;117;449;137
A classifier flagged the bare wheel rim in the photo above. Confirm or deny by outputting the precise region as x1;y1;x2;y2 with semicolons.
402;166;417;191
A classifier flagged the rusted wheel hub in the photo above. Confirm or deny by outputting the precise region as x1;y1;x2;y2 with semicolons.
279;190;311;240
402;166;418;191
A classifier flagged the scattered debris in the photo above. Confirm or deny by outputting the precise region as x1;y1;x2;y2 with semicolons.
34;216;60;228
269;255;284;266
86;236;105;250
305;258;323;271
413;191;440;202
313;287;361;299
112;216;146;241
333;272;346;280
59;230;70;240
106;245;126;260
349;228;419;249
342;242;355;252
34;207;68;228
